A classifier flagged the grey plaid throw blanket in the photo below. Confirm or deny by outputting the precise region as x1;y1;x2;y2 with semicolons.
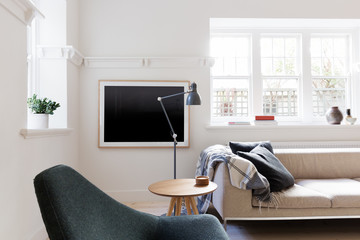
195;144;271;214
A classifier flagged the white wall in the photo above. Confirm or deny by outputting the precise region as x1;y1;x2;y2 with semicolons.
78;0;360;202
0;1;80;239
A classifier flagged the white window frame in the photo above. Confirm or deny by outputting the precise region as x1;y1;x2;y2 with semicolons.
309;33;352;121
260;33;302;120
210;19;359;125
210;33;252;123
27;17;40;97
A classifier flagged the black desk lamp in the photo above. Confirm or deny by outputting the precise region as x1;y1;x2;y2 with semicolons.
157;82;201;179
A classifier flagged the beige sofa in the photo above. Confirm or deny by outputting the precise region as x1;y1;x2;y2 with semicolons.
212;148;360;227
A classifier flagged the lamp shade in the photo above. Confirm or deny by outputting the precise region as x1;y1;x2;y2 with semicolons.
186;82;201;105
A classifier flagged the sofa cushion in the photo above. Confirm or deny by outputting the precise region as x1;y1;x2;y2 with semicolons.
274;149;360;179
236;145;295;192
296;179;360;208
252;184;331;208
229;141;274;154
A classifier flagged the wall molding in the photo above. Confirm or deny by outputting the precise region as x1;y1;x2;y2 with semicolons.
37;45;84;66
36;47;215;69
0;0;44;25
83;57;215;69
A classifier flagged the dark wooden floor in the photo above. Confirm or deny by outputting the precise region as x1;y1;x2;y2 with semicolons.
126;201;360;240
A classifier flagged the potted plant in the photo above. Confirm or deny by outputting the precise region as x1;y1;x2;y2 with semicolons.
27;94;60;129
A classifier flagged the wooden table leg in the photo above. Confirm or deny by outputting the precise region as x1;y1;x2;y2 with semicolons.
167;197;176;216
189;197;199;215
184;197;192;215
175;197;182;216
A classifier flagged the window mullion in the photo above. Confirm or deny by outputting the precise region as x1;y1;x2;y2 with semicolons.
251;33;263;115
302;32;313;122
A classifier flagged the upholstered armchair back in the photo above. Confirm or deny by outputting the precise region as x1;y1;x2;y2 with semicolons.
34;165;159;240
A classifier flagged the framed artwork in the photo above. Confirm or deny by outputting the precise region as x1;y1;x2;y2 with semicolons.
98;80;190;148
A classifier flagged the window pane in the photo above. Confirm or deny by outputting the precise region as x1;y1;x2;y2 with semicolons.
322;58;333;76
261;35;299;76
285;58;296;75
311;38;321;57
311;58;321;75
237;58;249;75
211;36;250;76
334;58;346;75
273;58;284;74
212;57;224;76
223;57;237;75
334;38;346;57
273;38;285;57
322;38;334;58
261;58;272;75
312;78;346;116
212;79;249;117
263;78;298;116
261;38;272;57
311;35;349;117
285;38;296;57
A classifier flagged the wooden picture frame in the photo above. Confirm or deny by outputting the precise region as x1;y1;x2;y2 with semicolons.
98;80;190;148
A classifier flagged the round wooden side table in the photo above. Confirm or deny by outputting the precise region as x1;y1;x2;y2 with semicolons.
148;178;217;216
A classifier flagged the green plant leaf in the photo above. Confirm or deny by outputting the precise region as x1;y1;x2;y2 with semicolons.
27;94;60;114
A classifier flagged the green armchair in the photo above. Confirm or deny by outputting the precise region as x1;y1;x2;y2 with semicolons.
34;165;229;240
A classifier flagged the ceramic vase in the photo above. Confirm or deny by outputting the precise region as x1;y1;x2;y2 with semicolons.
325;106;343;125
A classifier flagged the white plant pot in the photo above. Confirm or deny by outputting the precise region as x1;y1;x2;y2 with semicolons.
28;113;49;129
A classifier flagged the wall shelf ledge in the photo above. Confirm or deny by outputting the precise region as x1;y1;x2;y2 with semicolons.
20;128;73;139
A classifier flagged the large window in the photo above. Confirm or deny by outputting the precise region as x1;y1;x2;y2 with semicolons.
210;19;356;124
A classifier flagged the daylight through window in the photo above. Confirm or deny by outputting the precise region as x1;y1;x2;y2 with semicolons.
210;19;356;124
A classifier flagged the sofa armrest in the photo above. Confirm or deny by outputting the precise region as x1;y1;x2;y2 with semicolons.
212;162;253;220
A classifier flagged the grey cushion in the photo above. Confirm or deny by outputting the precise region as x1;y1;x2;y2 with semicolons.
236;145;295;192
34;165;229;240
229;141;274;154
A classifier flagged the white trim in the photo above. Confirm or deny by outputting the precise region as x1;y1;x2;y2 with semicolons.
0;0;44;25
84;57;215;69
206;123;360;131
37;45;84;66
210;18;360;30
20;128;73;139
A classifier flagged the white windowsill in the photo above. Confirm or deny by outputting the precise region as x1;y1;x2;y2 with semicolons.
20;128;73;139
207;123;360;130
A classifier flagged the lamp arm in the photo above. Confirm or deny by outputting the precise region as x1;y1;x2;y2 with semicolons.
158;90;190;101
158;98;177;142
